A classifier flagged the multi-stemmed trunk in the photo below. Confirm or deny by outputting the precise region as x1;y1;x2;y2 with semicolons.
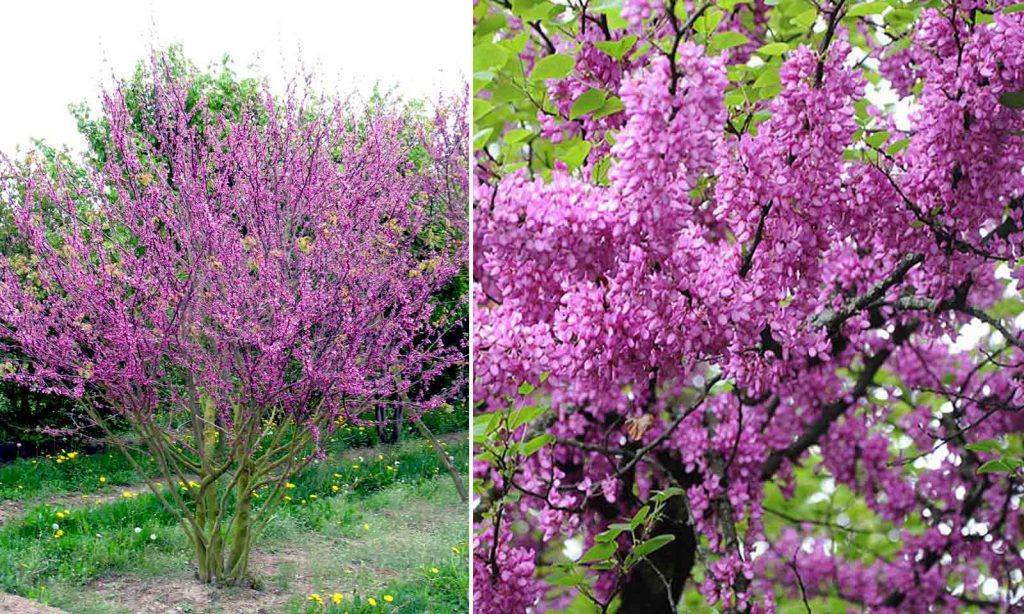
87;385;323;587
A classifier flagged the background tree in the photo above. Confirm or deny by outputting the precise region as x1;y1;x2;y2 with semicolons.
473;0;1024;611
0;50;466;586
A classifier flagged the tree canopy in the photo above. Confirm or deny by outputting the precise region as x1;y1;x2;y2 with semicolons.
473;0;1024;611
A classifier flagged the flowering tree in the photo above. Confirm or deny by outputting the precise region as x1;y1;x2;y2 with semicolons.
473;0;1024;611
0;52;466;585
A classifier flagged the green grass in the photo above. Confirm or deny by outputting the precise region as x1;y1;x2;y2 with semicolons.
276;479;469;613
0;448;153;502
0;435;469;613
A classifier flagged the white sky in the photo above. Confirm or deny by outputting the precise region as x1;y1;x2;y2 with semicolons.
0;0;468;154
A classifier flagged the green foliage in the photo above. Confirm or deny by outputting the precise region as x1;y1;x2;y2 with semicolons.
474;0;928;183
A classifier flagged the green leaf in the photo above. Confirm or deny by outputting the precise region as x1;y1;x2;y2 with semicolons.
474;128;495;149
590;0;624;12
632;534;676;559
964;440;1000;453
709;380;735;396
530;54;576;81
518;381;536;395
847;2;889;17
505;128;533;144
501;32;530;54
595;526;626;543
998;91;1024;109
694;8;724;34
593;96;625;119
474;43;510;72
511;0;560;21
521;434;554;456
476;13;508;38
547;566;586;587
579;541;617;564
977;459;1010;474
886;138;910;155
792;8;819;28
474;100;494;120
630;505;650;529
473;413;495;439
629;41;651;62
557;140;592;168
570;88;608;120
674;0;688;20
651;487;687;503
1005;3;1024;14
710;32;750;51
865;130;890;148
595;35;638;59
990;297;1024;319
508;405;545;430
757;42;789;56
753;65;781;89
724;88;748;107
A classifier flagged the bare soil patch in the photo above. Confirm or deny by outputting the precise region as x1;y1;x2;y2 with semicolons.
88;546;313;614
0;592;69;614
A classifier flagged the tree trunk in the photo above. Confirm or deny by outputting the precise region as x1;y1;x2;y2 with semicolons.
226;465;254;584
414;419;467;503
618;497;697;613
195;395;226;584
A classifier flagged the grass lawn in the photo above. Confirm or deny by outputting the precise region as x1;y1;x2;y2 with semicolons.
0;429;469;614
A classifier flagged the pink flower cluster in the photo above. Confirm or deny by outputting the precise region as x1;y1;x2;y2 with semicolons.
475;0;1024;611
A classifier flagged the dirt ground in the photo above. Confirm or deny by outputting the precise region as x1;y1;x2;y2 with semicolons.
86;547;312;613
0;593;69;614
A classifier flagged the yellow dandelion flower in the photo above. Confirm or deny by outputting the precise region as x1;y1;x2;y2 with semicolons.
363;523;369;531
451;546;460;554
383;595;394;603
53;529;64;539
99;476;107;483
307;593;324;606
331;485;339;492
286;482;296;489
378;454;384;461
333;473;342;479
352;464;360;470
56;512;65;519
122;491;133;498
284;496;292;502
309;494;317;500
367;597;377;606
331;593;343;605
431;567;439;574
